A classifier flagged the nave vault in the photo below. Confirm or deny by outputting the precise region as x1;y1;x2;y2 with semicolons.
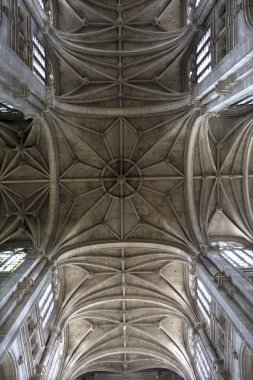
0;0;253;379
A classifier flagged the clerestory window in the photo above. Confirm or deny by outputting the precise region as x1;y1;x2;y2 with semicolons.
192;1;232;85
0;102;14;113
48;340;63;380
32;34;46;84
196;28;211;83
39;283;55;328
216;241;253;269
235;95;253;106
196;342;210;380
0;248;26;272
196;278;212;326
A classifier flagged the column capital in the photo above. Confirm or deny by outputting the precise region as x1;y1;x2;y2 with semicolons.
193;321;205;333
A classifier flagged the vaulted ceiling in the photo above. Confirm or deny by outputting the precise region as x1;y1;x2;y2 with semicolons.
0;0;253;379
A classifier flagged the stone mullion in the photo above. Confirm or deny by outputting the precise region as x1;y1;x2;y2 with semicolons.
194;324;222;380
207;251;253;305
32;325;61;380
0;261;50;360
0;1;52;116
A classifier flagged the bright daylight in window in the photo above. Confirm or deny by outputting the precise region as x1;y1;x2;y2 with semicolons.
39;283;55;328
0;248;26;272
196;28;211;83
197;278;212;326
216;241;253;268
32;34;46;84
196;342;210;380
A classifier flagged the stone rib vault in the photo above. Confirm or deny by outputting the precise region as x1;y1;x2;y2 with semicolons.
0;0;253;379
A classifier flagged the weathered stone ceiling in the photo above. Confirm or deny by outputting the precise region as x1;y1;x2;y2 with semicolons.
56;246;194;380
190;114;253;243
47;0;193;115
49;111;198;254
1;0;253;379
0;117;56;249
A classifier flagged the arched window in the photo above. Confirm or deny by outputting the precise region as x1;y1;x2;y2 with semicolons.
0;351;17;380
240;345;253;380
0;248;26;273
38;283;55;328
196;278;211;326
195;342;210;380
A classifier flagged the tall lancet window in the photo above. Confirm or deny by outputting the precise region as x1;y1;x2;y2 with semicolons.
39;283;55;328
197;278;212;326
32;34;46;84
0;248;26;272
196;28;211;83
196;342;210;380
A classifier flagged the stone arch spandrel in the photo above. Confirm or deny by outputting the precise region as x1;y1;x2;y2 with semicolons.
240;344;253;380
0;350;17;380
242;0;253;30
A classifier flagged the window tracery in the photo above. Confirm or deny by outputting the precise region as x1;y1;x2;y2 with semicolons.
0;248;26;272
32;34;46;84
27;313;41;362
214;241;253;269
196;28;212;83
48;339;63;380
191;0;237;85
196;342;211;380
38;283;55;328
15;4;31;65
196;278;212;326
236;95;253;106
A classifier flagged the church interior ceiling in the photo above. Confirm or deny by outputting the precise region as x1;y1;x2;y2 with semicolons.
0;0;253;378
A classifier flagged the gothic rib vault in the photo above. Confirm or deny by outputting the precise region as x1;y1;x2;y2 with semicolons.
1;0;253;379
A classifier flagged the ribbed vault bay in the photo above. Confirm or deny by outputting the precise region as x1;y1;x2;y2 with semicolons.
0;117;56;248
1;1;253;379
45;111;253;255
48;0;192;110
49;111;196;253
56;246;194;380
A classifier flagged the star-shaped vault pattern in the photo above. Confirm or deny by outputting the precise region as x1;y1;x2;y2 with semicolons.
1;0;253;379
